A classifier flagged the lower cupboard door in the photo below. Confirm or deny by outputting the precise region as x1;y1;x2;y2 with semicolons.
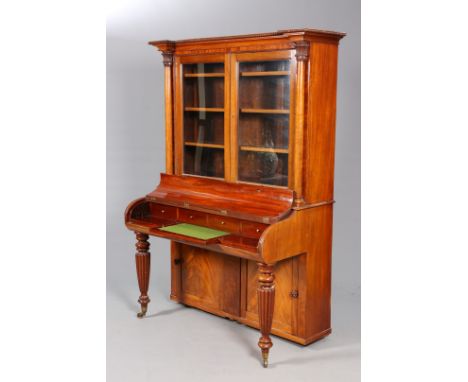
242;257;298;336
180;244;241;317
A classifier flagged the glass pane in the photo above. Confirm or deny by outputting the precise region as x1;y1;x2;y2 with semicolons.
184;146;224;178
183;62;225;178
237;59;290;186
239;151;288;186
184;62;224;74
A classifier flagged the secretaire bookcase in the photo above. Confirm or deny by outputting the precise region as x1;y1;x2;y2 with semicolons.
124;29;345;367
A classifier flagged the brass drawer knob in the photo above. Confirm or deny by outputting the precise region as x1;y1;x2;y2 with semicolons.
256;228;260;233
161;210;165;213
189;215;193;219
221;221;225;225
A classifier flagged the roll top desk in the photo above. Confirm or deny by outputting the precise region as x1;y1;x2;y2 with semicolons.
124;29;345;367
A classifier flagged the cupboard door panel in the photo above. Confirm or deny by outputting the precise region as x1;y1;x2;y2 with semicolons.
222;255;241;316
181;246;224;309
245;257;296;334
180;245;240;316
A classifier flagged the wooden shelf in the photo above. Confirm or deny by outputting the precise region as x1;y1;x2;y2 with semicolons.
240;71;290;77
240;146;289;154
240;108;289;115
184;73;225;78
185;107;224;112
185;142;224;149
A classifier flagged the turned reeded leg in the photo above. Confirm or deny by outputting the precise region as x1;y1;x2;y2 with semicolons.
135;232;150;318
257;263;275;368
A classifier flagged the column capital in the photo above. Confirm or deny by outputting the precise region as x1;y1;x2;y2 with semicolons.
294;41;310;62
162;51;174;67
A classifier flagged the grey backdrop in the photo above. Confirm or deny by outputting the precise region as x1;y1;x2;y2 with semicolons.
107;1;360;380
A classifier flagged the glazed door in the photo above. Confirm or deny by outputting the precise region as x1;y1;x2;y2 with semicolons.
229;51;295;187
174;54;230;179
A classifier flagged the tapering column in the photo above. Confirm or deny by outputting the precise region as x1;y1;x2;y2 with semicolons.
162;46;175;174
135;232;151;318
257;263;276;368
293;40;310;207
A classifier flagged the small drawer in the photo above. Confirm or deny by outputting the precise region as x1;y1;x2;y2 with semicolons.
178;208;207;225
208;215;240;233
241;221;268;238
150;204;177;220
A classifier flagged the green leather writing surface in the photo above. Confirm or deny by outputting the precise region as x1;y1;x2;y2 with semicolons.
158;223;229;240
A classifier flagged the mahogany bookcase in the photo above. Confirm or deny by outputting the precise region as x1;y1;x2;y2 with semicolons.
124;29;345;367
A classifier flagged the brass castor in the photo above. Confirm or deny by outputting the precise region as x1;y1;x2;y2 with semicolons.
262;352;269;368
137;306;147;318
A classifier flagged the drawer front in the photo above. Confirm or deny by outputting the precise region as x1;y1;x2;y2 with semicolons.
208;214;240;233
150;203;177;220
178;208;208;225
241;221;268;238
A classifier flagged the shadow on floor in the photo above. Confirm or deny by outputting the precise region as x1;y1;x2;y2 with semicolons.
144;306;185;318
